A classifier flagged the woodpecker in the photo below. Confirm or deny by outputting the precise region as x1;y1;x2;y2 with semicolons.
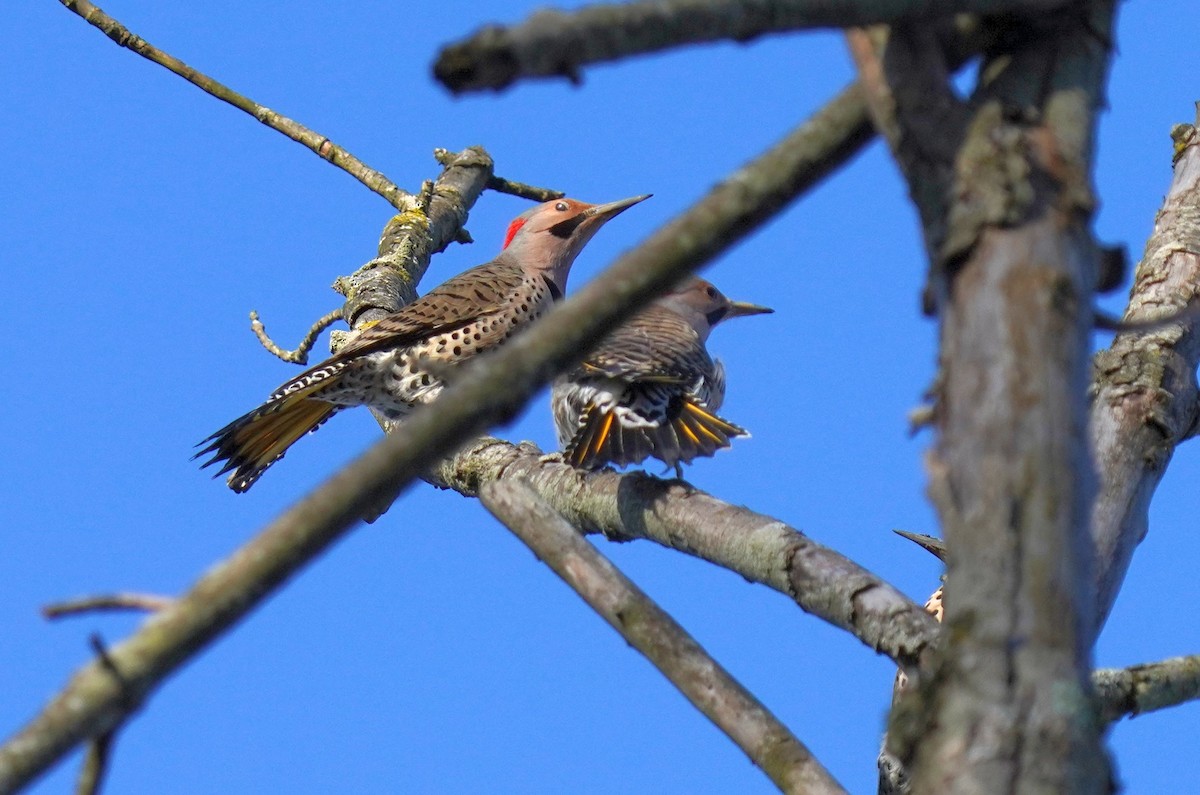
197;194;649;492
552;277;771;474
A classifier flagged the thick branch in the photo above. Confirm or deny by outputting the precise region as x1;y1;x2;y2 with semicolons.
434;0;1070;93
433;438;940;670
858;5;1118;792
480;481;847;795
334;147;495;331
1093;654;1200;726
59;0;410;209
1089;108;1200;628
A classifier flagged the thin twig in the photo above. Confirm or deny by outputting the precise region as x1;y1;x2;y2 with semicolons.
249;309;344;365
485;175;565;202
43;594;175;620
479;481;848;795
75;732;114;795
433;149;564;201
58;0;411;210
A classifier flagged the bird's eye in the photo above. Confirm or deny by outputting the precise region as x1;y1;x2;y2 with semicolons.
706;287;717;298
555;201;569;212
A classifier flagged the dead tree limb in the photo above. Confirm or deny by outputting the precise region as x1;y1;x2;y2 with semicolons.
481;480;848;795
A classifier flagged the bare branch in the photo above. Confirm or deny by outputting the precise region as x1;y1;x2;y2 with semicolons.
43;594;175;620
484;175;565;202
434;150;565;201
248;309;344;365
434;0;1071;93
58;0;411;209
75;731;113;795
845;23;966;273
334;147;495;332
1094;654;1200;726
480;481;848;795
432;438;940;671
1090;106;1200;628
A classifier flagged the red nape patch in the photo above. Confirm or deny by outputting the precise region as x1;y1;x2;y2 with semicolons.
502;217;526;249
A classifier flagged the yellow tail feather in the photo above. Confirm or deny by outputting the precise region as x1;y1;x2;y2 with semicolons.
197;396;337;492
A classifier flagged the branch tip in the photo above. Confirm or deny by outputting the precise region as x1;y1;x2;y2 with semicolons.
248;308;344;365
58;0;409;208
43;593;175;620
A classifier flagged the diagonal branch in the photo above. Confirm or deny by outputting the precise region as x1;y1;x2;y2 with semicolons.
480;480;848;795
1089;107;1200;629
58;0;411;210
434;0;1069;93
0;93;880;784
75;731;113;795
0;42;940;790
433;438;939;670
0;75;905;786
334;147;495;332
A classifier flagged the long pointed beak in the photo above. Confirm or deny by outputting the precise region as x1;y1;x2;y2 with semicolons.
894;529;947;561
725;300;773;319
582;193;652;220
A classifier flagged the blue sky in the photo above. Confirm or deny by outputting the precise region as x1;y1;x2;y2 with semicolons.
3;1;1198;792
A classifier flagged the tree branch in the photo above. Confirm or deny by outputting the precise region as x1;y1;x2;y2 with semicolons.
433;438;940;670
58;0;411;209
1094;654;1200;726
333;147;495;332
42;594;174;620
1089;105;1200;628
248;308;344;366
75;731;113;795
434;0;1070;93
480;481;848;795
857;4;1119;791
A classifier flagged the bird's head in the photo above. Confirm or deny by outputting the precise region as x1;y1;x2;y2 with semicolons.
660;278;773;342
500;194;650;290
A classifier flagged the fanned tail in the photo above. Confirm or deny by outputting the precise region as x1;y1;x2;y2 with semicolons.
565;398;747;471
565;406;652;470
668;399;747;461
195;363;348;492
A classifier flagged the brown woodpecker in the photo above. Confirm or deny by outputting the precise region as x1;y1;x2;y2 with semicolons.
197;194;649;492
552;277;771;474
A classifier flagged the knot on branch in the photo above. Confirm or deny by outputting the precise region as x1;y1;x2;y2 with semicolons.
942;105;1036;263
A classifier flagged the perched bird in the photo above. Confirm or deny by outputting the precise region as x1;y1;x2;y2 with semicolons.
552;277;771;474
197;194;649;492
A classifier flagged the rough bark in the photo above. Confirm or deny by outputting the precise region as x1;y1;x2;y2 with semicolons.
433;438;940;670
1089;110;1200;627
852;4;1118;792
